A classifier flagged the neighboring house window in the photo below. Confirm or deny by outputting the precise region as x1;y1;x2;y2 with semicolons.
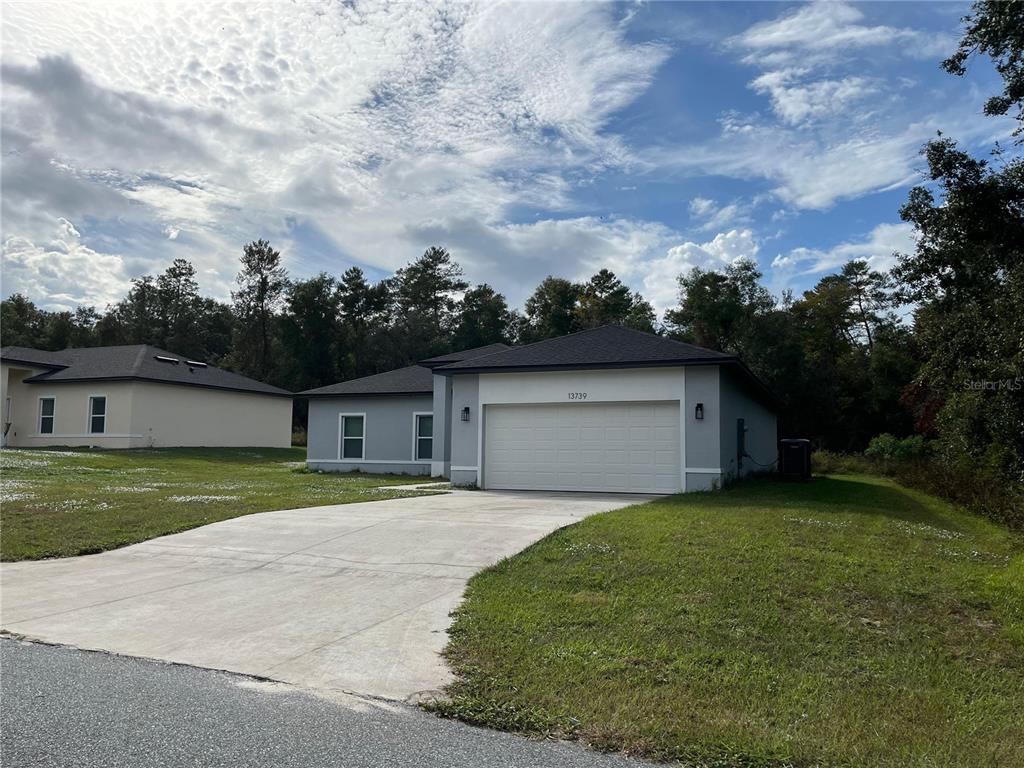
340;414;365;459
415;414;433;460
39;398;55;434
89;396;107;434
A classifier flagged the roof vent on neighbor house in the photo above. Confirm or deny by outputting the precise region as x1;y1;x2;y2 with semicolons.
154;355;180;365
185;360;208;368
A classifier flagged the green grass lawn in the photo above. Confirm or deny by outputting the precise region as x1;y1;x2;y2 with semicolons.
434;475;1024;767
0;447;439;561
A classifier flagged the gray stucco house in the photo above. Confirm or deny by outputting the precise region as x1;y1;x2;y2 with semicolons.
302;326;778;493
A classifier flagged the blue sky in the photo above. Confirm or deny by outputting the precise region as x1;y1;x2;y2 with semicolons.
0;1;1013;316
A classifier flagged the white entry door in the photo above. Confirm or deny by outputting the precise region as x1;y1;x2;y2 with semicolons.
483;401;680;493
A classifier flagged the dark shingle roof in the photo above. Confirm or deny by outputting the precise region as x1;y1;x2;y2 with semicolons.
301;365;434;398
0;346;69;369
419;343;511;366
1;345;291;397
300;343;513;398
437;326;777;410
437;325;733;373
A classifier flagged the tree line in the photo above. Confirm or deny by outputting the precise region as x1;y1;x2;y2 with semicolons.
0;244;658;396
0;240;960;455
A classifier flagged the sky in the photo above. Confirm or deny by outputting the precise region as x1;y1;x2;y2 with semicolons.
0;1;1013;318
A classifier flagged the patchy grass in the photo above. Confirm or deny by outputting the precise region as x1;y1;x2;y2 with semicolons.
813;451;1024;531
433;474;1024;767
0;447;438;561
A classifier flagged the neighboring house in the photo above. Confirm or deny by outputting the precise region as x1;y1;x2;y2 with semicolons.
1;345;292;449
302;343;510;476
303;326;778;493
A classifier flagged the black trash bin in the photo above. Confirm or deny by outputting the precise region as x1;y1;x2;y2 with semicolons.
779;439;812;480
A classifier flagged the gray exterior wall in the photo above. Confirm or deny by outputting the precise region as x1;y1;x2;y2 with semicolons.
306;395;433;475
449;374;479;485
430;373;453;476
304;363;776;488
718;369;777;482
683;366;721;491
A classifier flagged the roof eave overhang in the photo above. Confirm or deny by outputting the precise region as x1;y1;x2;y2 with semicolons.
20;374;293;398
436;357;781;413
1;357;68;370
301;390;433;399
434;358;736;375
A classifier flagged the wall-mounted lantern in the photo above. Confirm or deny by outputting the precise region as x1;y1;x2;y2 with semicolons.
461;406;471;422
695;403;704;420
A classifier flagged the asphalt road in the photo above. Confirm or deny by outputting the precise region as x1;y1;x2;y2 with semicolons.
0;638;640;768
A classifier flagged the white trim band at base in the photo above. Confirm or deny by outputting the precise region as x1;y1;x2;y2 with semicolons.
28;433;141;439
450;465;478;471
308;459;432;465
683;467;722;474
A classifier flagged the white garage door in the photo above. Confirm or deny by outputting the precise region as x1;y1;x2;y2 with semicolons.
483;401;680;493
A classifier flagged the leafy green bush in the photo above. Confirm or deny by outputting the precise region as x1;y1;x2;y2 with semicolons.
865;433;932;461
810;451;874;475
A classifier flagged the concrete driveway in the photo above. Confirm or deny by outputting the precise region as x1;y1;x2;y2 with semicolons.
0;490;643;701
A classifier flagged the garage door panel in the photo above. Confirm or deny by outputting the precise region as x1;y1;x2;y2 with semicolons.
484;401;680;494
654;425;677;442
628;404;655;418
628;449;653;465
605;449;626;464
655;450;677;466
605;427;628;442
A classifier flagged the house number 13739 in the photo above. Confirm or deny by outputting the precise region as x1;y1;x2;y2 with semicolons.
568;392;588;400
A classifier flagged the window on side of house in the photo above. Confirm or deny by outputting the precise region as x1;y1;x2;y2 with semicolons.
39;397;55;434
340;414;365;460
415;414;433;460
89;396;107;434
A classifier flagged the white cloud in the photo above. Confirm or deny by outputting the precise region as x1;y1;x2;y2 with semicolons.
0;1;670;307
689;197;716;218
771;222;916;275
733;2;951;66
403;214;676;308
2;219;131;311
750;69;878;126
657;118;935;209
647;0;1001;213
688;197;750;232
642;229;760;312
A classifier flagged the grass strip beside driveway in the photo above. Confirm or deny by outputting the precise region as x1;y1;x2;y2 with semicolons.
434;474;1024;767
0;447;438;561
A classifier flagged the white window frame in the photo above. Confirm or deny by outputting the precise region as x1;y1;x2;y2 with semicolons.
38;396;56;435
412;412;433;462
337;412;366;461
87;394;107;435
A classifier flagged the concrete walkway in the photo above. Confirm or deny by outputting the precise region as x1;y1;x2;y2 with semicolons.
1;490;644;701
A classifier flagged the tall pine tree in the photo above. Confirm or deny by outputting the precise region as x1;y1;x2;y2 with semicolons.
230;240;289;381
